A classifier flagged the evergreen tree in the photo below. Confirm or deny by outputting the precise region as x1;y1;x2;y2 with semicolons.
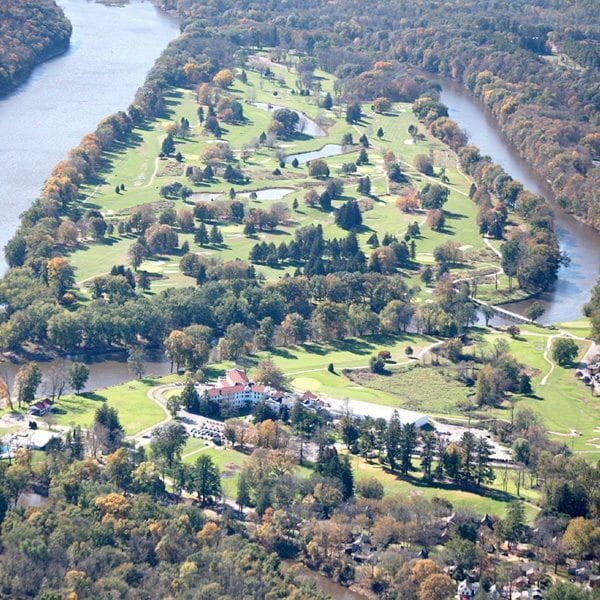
476;437;495;487
195;222;209;246
161;133;175;155
179;380;199;413
357;176;371;195
237;472;251;510
386;411;402;471
209;225;223;245
399;422;417;475
323;92;333;110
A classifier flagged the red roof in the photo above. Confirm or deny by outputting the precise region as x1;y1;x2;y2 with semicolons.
226;368;249;385
207;384;246;397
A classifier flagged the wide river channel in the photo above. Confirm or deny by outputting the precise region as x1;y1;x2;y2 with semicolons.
0;3;598;394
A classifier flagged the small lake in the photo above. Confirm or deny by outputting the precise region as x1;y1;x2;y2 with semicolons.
437;77;600;324
190;192;221;202
240;187;295;201
254;102;326;137
0;350;172;395
285;144;343;165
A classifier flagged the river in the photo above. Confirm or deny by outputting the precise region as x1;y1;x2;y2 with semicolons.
0;0;180;275
0;0;180;389
437;78;600;324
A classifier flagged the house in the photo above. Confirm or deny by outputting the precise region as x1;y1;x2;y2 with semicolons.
28;398;53;417
204;369;279;410
457;579;479;599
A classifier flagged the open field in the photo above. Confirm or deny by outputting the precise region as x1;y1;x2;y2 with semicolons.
54;376;175;435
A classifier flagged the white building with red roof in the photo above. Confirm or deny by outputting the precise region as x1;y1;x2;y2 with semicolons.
204;368;275;410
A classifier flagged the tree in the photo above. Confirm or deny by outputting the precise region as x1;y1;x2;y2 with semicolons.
271;108;300;137
563;517;599;561
545;583;588;600
124;346;145;380
14;363;42;408
191;455;221;504
129;242;147;270
414;154;434;175
161;133;175;155
150;421;188;472
373;97;391;113
254;359;287;390
179;380;199;413
551;337;579;367
497;502;527;550
526;301;545;323
357;176;371;195
322;92;333;110
335;199;362;230
237;472;251;510
420;183;449;209
356;477;384;500
93;403;124;453
346;103;362;123
164;330;193;372
212;68;233;88
308;159;329;178
68;362;89;394
475;437;495;486
418;573;455;600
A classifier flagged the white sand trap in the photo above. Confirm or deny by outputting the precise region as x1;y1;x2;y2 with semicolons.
106;209;114;216
459;244;473;251
163;270;179;274
404;138;415;145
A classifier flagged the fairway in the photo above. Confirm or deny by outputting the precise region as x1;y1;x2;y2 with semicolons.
54;378;168;435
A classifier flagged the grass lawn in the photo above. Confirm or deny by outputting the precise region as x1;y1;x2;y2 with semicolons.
351;456;539;520
54;377;170;436
471;329;600;457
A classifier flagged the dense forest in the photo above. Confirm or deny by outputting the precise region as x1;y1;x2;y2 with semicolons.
0;0;71;96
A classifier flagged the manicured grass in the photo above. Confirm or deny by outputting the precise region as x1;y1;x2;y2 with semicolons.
556;318;593;339
471;330;600;457
351;456;539;520
64;54;525;300
54;377;170;435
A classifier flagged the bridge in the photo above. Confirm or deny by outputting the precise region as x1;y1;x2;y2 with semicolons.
471;297;534;324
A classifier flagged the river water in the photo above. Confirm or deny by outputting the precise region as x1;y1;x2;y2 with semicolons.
437;79;600;324
0;0;180;274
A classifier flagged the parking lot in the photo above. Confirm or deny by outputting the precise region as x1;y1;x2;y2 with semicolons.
179;410;224;444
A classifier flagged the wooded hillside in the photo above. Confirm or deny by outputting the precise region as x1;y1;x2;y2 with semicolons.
0;0;71;96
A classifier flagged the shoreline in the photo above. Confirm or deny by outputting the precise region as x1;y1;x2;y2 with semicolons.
0;39;71;100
